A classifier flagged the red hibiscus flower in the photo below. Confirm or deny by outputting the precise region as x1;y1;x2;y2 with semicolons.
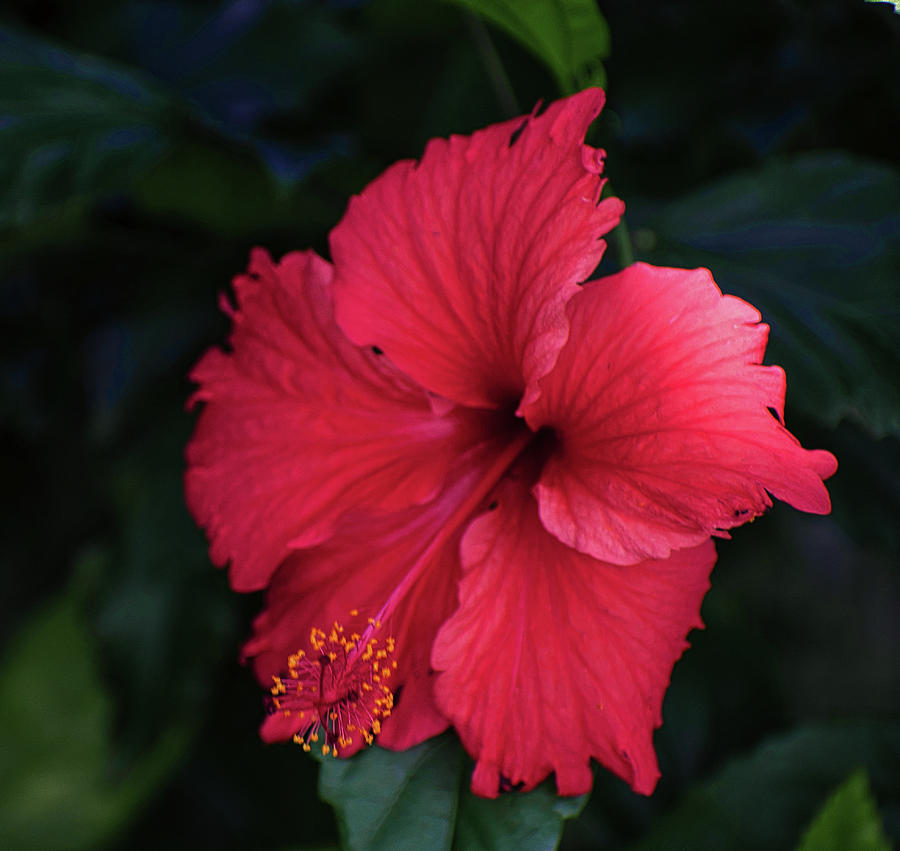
185;89;836;797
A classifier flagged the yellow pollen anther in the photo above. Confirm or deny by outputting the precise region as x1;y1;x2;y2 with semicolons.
268;612;397;761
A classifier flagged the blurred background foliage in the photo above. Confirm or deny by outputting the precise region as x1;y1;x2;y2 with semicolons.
1;0;898;849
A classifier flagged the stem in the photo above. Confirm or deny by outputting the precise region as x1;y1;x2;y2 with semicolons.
465;12;520;119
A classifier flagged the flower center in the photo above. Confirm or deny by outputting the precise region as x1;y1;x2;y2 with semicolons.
524;424;559;480
268;617;396;757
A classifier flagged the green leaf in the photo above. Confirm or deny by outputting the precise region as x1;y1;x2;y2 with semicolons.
131;140;289;236
95;413;237;756
107;0;360;184
319;733;588;850
319;733;464;851
443;0;610;94
0;26;178;228
631;722;900;851
865;0;900;13
0;26;303;236
0;588;188;850
631;152;900;438
795;769;890;851
456;782;587;850
114;0;359;127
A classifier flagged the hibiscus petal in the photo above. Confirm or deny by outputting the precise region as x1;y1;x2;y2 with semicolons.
243;456;503;753
185;248;484;591
330;87;624;411
432;478;716;797
526;263;838;565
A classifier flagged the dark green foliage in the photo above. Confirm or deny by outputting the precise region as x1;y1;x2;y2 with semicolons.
633;723;900;851
320;734;587;850
630;153;900;439
795;768;891;851
0;26;176;229
441;0;610;93
0;588;189;850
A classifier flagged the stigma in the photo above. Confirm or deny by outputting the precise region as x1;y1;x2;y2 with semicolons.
268;616;397;757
